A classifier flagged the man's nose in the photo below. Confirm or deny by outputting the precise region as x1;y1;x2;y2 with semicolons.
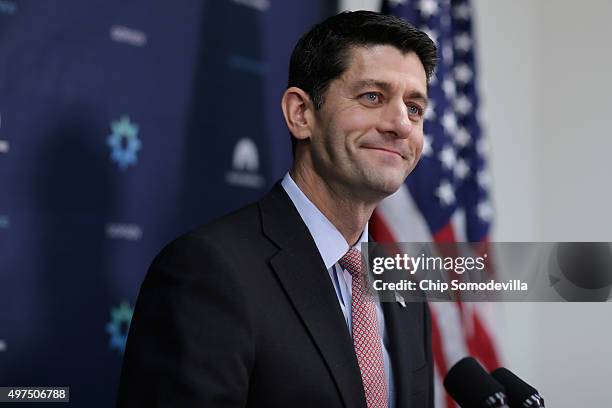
377;99;413;139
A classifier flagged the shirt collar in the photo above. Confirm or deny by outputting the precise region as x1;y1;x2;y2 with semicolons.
281;172;368;269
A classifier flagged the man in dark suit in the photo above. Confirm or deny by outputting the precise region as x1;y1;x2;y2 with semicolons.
118;10;437;407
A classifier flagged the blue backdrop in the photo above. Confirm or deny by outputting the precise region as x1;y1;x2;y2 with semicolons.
0;1;336;405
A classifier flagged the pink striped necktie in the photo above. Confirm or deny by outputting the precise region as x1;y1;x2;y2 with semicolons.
338;248;388;408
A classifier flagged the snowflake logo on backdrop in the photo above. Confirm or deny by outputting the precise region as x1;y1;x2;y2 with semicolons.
107;116;142;170
105;301;134;354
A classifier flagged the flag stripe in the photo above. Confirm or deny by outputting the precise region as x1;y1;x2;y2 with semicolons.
430;306;458;408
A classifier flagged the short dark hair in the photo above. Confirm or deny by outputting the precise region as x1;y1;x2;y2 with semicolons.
287;10;438;154
288;10;438;110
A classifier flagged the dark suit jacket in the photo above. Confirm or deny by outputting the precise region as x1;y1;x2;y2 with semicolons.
117;183;434;407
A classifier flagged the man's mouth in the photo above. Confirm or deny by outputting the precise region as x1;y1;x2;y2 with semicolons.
360;145;405;159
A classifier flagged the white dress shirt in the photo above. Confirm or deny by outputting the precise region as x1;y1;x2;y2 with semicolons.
281;173;395;407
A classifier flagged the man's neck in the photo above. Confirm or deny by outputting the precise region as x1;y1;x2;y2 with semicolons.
289;165;378;247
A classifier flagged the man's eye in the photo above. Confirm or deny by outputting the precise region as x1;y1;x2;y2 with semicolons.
362;92;381;104
407;104;424;117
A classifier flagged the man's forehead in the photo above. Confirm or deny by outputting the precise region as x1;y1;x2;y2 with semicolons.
340;45;428;93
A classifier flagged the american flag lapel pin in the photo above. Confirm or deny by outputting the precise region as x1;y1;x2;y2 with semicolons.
395;292;406;307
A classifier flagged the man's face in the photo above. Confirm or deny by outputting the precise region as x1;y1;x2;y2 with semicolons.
307;45;428;200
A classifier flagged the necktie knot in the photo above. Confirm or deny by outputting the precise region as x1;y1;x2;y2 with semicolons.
338;248;364;277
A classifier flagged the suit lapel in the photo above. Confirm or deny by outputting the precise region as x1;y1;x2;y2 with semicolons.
259;184;366;408
382;300;426;407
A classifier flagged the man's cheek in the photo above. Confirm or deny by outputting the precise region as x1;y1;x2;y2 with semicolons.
409;135;424;160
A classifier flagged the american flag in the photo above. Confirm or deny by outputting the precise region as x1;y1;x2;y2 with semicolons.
372;1;502;406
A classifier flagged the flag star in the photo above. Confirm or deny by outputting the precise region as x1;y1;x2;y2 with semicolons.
454;32;472;53
419;0;439;18
436;181;456;206
477;200;493;222
453;126;471;147
476;137;489;155
454;94;472;116
425;100;436;120
420;27;439;45
439;145;456;169
453;3;471;20
477;170;492;188
422;134;433;156
442;41;454;64
441;13;451;29
454;63;473;84
442;77;456;99
441;110;458;135
455;159;470;179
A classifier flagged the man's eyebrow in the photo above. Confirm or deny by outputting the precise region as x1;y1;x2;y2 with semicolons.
406;90;429;107
350;79;393;93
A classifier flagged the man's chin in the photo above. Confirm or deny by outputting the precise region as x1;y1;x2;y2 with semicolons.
379;180;404;195
361;174;406;200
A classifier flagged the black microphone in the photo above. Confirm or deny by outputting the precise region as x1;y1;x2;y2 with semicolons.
491;367;545;407
444;357;509;408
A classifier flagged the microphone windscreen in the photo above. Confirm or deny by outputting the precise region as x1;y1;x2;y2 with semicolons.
491;367;542;407
444;357;506;407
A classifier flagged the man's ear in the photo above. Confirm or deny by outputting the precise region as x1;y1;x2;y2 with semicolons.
281;87;315;141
